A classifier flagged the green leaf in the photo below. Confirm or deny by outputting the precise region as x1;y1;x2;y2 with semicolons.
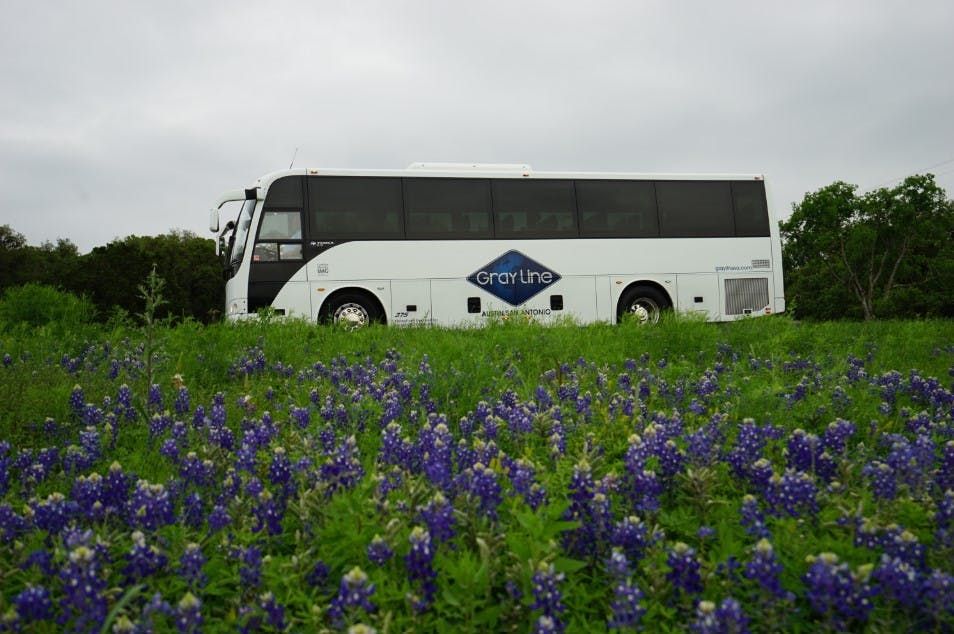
100;584;145;634
441;585;462;607
553;557;588;574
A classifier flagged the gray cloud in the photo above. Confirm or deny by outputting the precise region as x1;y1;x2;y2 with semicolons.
2;0;952;252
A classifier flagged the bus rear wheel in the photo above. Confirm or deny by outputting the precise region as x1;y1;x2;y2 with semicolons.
324;292;382;329
618;285;670;325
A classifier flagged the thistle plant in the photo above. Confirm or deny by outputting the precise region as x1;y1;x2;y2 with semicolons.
138;264;167;408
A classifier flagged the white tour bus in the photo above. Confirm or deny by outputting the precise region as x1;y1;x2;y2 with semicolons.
208;163;785;326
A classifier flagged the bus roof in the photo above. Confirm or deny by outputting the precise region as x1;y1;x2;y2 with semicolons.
249;165;766;194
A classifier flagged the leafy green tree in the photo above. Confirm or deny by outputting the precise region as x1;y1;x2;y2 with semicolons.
0;228;79;293
0;227;222;322
77;231;222;323
0;225;26;250
781;174;953;320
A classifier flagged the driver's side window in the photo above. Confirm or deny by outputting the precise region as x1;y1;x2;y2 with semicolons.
254;211;303;262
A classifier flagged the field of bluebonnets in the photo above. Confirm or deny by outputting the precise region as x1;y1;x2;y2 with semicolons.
1;312;953;633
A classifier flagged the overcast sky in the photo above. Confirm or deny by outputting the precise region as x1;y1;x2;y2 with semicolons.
2;1;953;253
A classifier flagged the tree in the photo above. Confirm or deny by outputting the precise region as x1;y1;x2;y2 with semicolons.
76;232;222;323
781;174;953;320
0;225;26;250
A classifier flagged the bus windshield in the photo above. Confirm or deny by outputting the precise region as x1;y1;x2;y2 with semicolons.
230;198;256;267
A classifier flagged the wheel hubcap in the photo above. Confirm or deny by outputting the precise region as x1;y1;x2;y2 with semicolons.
628;299;660;324
333;303;369;329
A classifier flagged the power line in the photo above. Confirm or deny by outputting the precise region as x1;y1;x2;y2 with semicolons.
930;165;954;178
865;156;954;191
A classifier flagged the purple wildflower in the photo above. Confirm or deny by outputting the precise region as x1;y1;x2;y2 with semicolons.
123;530;168;582
181;492;204;529
530;563;566;632
563;460;610;558
920;569;954;623
666;542;703;596
328;566;377;624
420;418;454;491
175;592;202;634
744;539;790;600
419;492;456;544
469;462;502;520
127;480;175;531
104;461;131;511
160;438;180;463
148;384;163;411
822;419;855;454
239;546;262;590
802;553;875;628
764;470;818;518
320;435;365;495
605;550;645;629
405;527;437;611
251;490;284;535
180;453;215;488
367;535;394;566
610;516;651;563
785;429;820;473
691;598;749;634
505;457;548;510
179;543;207;588
533;615;562;634
872;554;920;609
258;592;285;630
936;489;954;546
863;461;897;500
724;419;769;481
58;539;108;631
174;385;190;416
936;441;954;493
69;384;85;415
13;585;53;623
207;504;231;534
32;492;76;535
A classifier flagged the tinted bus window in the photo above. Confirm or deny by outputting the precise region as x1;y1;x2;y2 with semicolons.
731;181;770;237
264;176;303;208
656;181;734;238
405;178;492;239
577;180;659;237
492;179;578;238
309;177;403;239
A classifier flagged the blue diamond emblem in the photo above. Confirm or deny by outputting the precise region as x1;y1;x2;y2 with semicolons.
467;250;561;306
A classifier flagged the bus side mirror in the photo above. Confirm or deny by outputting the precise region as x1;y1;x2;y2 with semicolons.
209;209;220;232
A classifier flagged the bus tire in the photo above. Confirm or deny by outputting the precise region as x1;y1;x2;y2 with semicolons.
323;292;383;329
618;285;670;325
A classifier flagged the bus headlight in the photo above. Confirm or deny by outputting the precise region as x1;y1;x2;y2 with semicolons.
228;299;247;316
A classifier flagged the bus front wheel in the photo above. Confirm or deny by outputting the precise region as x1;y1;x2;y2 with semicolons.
618;285;670;325
324;292;382;329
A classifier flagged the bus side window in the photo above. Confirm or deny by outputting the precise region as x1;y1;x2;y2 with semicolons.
253;242;278;262
492;179;577;239
731;181;770;237
404;178;492;239
577;180;658;238
259;211;302;239
657;181;733;238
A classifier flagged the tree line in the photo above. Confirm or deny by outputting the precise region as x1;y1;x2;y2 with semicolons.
0;229;223;324
0;173;951;324
780;173;953;320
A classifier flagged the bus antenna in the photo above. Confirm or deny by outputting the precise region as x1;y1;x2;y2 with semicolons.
289;147;299;169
